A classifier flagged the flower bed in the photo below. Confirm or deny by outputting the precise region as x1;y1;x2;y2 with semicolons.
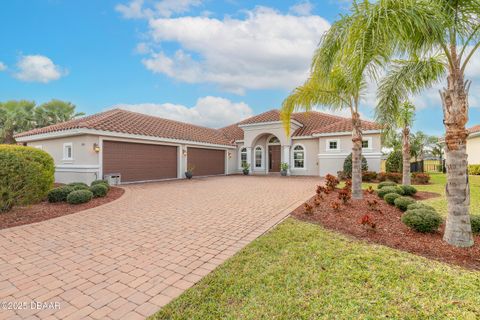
0;186;124;230
291;187;480;270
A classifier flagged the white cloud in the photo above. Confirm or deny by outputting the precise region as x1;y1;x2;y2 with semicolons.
14;55;65;83
0;62;6;71
111;96;253;128
289;1;314;16
116;0;202;19
141;7;330;94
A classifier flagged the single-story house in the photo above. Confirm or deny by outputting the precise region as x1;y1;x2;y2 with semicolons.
14;108;382;184
467;125;480;165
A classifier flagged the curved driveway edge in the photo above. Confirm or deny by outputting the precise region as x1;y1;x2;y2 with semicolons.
0;176;318;320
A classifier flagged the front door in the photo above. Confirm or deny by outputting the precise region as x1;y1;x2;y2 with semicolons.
269;145;281;172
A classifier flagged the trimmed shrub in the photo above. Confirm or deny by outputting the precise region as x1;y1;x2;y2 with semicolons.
378;181;397;189
343;153;368;178
471;215;480;234
407;203;436;212
386;150;402;173
362;171;377;182
384;192;401;205
90;184;108;198
399;185;417;196
91;179;110;190
68;182;89;188
469;165;480;175
47;186;74;203
0;145;54;212
67;190;93;205
377;186;404;199
402;209;442;233
394;196;416;211
411;172;431;184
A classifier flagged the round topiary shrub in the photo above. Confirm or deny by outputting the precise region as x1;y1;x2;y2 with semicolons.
384;192;401;205
91;179;110;190
343;153;368;178
67;190;93;205
68;182;89;189
394;196;416;211
471;215;480;234
386;150;403;173
378;181;397;189
377;186;399;199
399;185;417;196
402;209;442;233
90;184;108;198
407;203;436;212
0;145;54;212
47;186;74;203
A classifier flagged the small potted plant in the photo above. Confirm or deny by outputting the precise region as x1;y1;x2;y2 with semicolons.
242;163;250;175
280;162;289;176
185;165;195;179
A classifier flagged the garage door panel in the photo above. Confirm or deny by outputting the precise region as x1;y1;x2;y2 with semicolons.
187;148;225;176
103;141;177;182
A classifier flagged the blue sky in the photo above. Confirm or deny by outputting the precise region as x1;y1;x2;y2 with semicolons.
0;0;479;134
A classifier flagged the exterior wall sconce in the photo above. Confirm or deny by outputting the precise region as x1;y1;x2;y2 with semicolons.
183;149;187;157
228;152;232;159
93;143;100;153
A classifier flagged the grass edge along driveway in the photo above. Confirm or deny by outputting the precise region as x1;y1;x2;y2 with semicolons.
149;219;480;320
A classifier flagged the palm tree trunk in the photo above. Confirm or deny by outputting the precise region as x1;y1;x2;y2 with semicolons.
351;111;363;199
402;127;411;185
440;65;473;247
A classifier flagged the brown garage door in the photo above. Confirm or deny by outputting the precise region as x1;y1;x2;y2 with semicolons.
103;141;177;183
187;147;225;176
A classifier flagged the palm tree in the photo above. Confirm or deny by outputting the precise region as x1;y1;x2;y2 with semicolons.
334;0;478;247
35;99;84;128
377;100;415;185
0;100;36;144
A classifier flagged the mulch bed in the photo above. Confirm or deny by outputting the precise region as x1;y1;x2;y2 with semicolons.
0;187;125;230
292;188;480;270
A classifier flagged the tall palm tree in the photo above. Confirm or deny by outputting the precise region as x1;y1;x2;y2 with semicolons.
335;0;478;247
35;99;84;128
0;100;36;144
377;100;415;185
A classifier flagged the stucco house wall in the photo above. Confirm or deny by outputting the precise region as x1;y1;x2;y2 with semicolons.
467;135;480;165
290;138;319;176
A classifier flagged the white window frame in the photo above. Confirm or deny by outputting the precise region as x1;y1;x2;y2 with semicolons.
362;137;373;151
63;142;74;161
254;145;264;169
292;144;306;169
326;139;340;152
239;147;247;169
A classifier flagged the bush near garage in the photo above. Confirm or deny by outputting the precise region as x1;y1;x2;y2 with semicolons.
90;184;108;198
402;209;442;233
67;190;93;204
384;193;401;205
48;186;75;203
68;182;90;191
394;197;416;211
342;153;368;178
91;179;110;190
0;145;54;212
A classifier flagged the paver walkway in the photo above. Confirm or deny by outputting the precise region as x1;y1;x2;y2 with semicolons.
0;175;318;319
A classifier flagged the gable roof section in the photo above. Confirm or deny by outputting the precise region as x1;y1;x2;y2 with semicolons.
15;109;233;146
219;109;381;140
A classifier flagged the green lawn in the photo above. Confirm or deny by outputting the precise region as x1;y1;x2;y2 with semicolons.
360;173;480;217
150;219;480;320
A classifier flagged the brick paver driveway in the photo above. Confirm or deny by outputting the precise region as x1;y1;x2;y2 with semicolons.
0;175;318;319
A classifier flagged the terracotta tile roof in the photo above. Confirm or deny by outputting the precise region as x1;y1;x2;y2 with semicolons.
16;108;381;145
15;109;233;146
468;125;480;135
219;109;381;140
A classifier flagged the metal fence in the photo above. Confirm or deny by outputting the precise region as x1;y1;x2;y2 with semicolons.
381;159;445;173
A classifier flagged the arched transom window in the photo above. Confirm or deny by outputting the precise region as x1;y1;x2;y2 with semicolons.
268;136;280;144
255;146;263;168
293;145;305;169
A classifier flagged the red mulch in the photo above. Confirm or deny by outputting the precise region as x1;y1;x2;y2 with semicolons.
292;189;480;270
0;187;125;230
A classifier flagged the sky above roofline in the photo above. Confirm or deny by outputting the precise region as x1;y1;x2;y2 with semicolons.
0;0;479;135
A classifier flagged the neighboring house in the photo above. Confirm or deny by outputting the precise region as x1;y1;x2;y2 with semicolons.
467;125;480;165
14;108;382;184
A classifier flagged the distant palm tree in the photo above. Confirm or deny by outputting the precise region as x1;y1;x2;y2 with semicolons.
0;100;36;144
35;99;84;128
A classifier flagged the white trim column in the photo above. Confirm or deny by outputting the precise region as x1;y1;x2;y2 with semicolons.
246;147;252;173
282;145;291;175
